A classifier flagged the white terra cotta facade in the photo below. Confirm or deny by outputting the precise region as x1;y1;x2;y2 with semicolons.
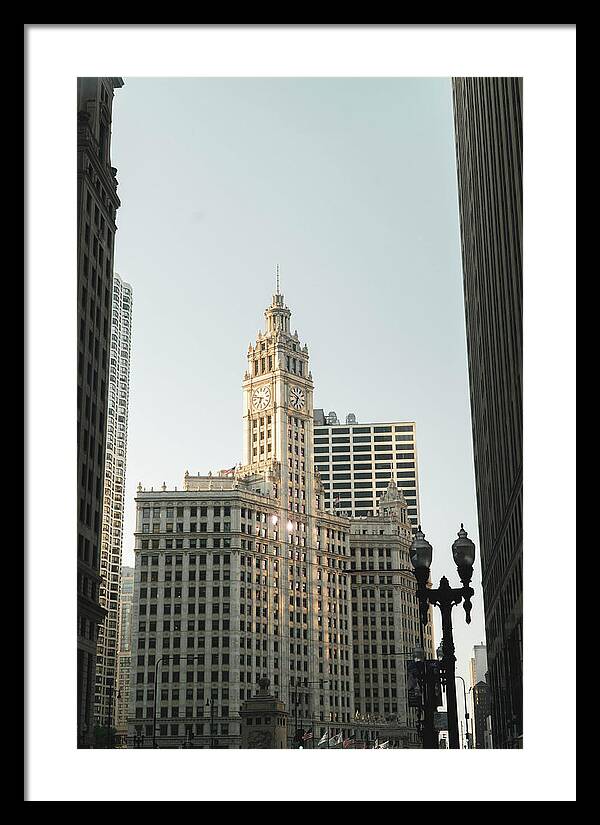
128;290;432;748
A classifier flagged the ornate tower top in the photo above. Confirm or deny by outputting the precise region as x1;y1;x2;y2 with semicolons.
378;480;410;523
265;290;291;336
380;479;407;506
242;277;315;477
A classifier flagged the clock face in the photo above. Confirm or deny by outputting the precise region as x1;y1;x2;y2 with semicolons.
252;385;271;411
289;385;306;411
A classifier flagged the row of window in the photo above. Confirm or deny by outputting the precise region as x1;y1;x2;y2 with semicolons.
315;425;413;434
139;586;231;600
139;566;218;582
314;435;414;446
328;501;418;512
314;443;413;455
323;482;416;491
317;463;414;474
142;506;231;519
141;554;231;566
320;466;415;481
140;538;232;551
317;459;398;469
141;521;231;533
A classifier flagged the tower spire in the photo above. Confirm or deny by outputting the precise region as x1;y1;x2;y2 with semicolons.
276;263;280;296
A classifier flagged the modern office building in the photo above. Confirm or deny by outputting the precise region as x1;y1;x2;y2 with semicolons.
77;76;124;748
128;289;427;747
313;411;420;528
115;565;135;742
94;274;133;738
452;77;523;748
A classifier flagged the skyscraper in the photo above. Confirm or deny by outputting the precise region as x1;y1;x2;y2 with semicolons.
77;76;123;748
127;288;426;747
312;411;420;527
469;642;488;689
452;77;523;748
94;274;133;739
469;642;492;749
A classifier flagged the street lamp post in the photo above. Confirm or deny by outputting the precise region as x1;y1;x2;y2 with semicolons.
106;680;121;749
409;524;476;751
456;675;471;749
206;698;216;748
293;679;328;748
291;684;305;748
106;679;114;749
292;684;300;747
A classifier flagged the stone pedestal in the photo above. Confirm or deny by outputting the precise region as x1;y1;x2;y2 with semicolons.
239;678;288;749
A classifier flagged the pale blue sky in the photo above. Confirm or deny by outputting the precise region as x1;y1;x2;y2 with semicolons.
111;76;485;695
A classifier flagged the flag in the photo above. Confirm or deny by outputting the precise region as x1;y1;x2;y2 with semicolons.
373;738;379;749
302;730;313;741
329;731;343;748
378;740;389;749
317;732;329;747
343;737;354;749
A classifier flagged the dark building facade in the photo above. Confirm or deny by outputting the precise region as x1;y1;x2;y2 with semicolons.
77;77;123;747
452;77;523;748
472;679;491;749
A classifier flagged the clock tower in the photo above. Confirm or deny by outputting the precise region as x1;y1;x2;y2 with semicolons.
241;284;315;542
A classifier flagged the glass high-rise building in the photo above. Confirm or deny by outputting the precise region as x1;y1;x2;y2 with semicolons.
94;274;133;737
